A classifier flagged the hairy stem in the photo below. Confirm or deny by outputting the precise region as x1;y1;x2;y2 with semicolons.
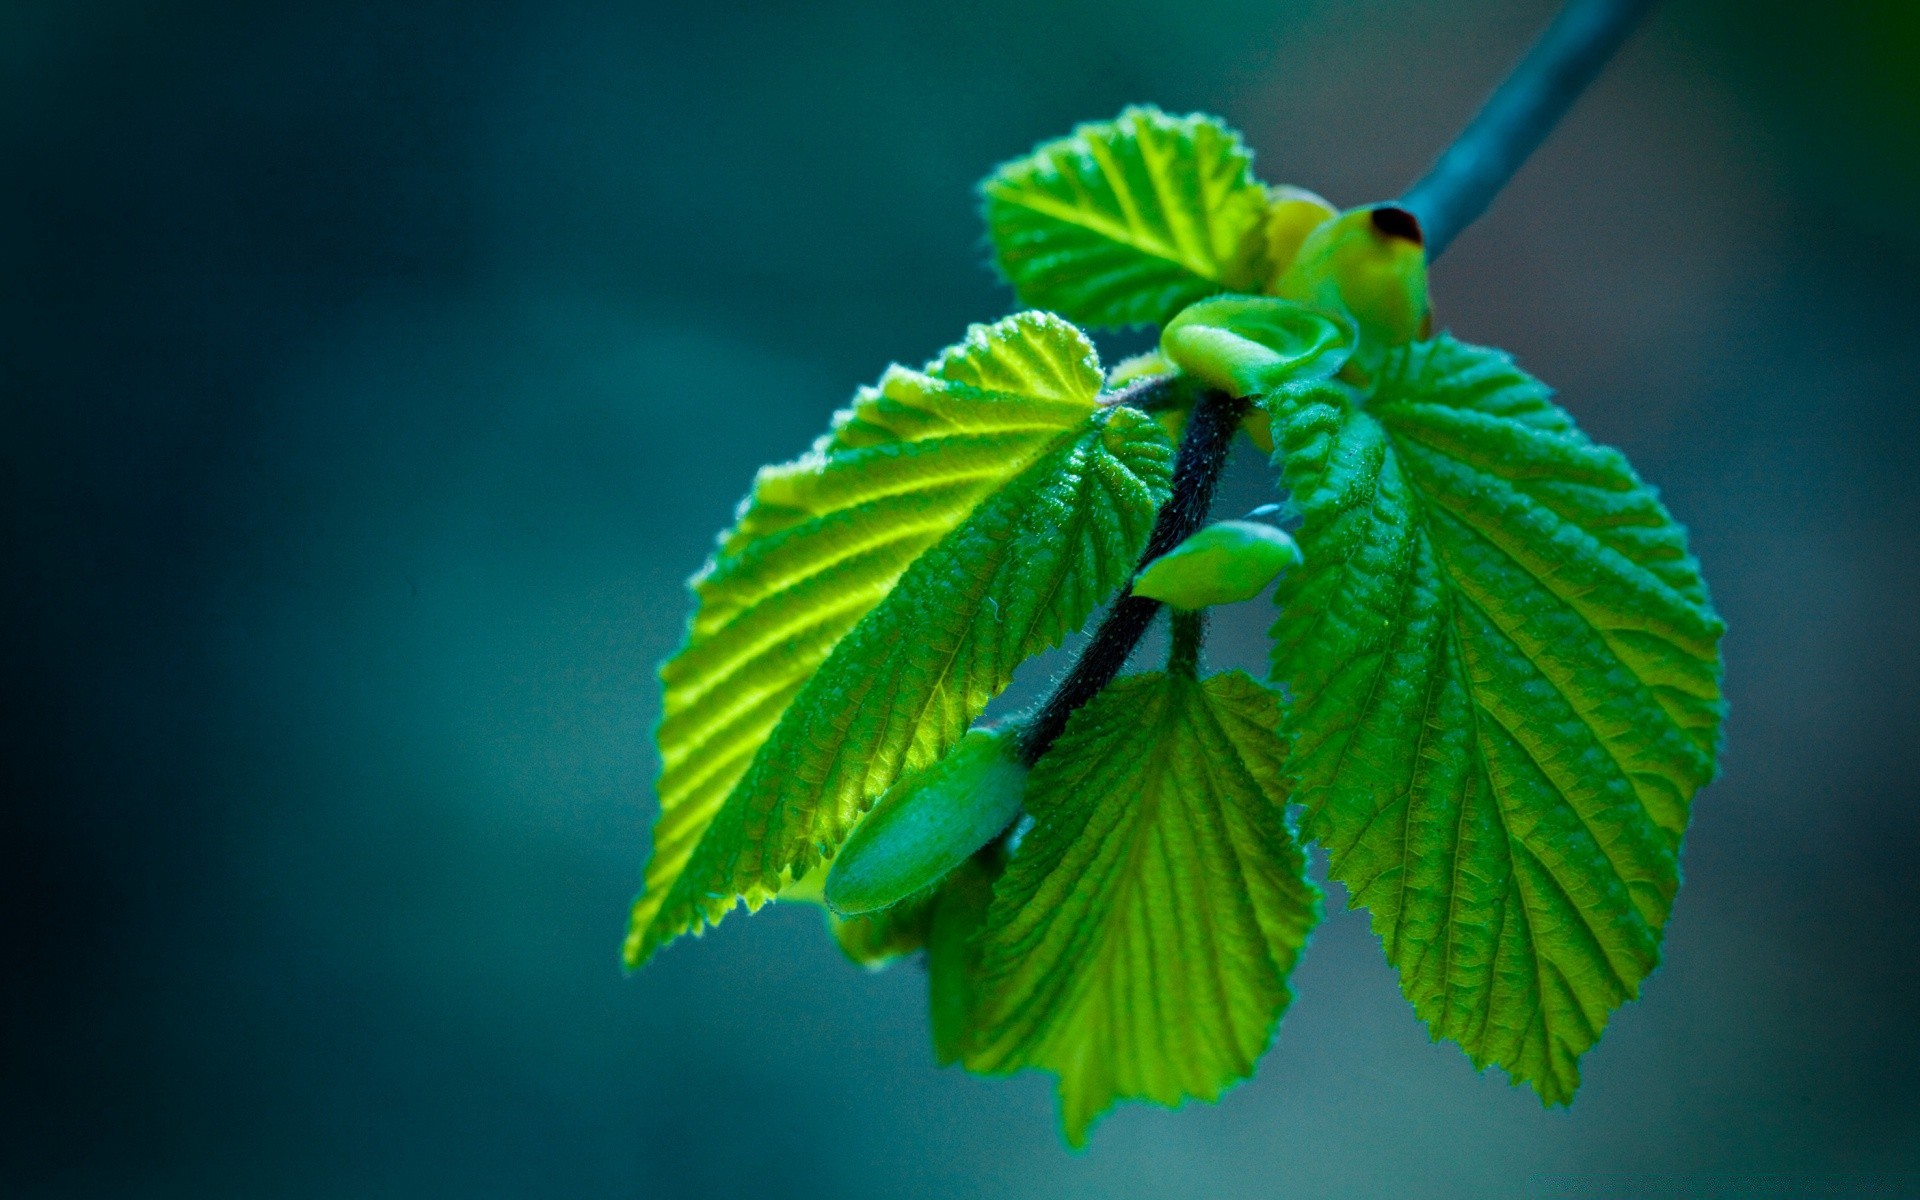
1400;0;1658;260
1168;610;1207;679
1017;390;1247;767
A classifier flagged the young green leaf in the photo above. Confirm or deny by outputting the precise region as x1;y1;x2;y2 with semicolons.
625;311;1125;965
1259;185;1338;287
828;889;937;969
982;106;1269;329
630;330;1175;963
965;671;1320;1147
1133;519;1302;609
1159;294;1355;400
1267;336;1725;1104
825;726;1026;917
926;851;1003;1066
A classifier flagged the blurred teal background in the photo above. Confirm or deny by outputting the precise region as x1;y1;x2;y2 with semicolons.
5;1;1918;1196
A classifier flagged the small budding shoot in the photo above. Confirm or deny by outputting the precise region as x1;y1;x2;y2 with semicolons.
824;727;1027;917
1133;520;1303;610
1273;203;1432;358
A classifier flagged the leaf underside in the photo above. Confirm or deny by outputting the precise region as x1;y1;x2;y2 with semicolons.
983;106;1270;329
1267;336;1725;1104
966;671;1319;1146
829;890;937;969
926;852;1003;1066
630;316;1174;963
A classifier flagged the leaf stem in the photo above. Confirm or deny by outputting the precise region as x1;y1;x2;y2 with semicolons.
1168;610;1206;678
1099;372;1183;414
1400;0;1658;260
1017;389;1247;767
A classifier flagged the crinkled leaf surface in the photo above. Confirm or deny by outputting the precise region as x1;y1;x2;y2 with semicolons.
630;322;1173;962
983;106;1269;329
627;312;1117;962
966;671;1319;1146
1267;336;1725;1103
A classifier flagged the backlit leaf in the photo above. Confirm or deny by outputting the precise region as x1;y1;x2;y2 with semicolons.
983;107;1270;329
626;311;1133;964
630;322;1174;962
966;671;1319;1146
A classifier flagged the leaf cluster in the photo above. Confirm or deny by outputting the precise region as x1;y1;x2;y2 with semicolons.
626;106;1725;1145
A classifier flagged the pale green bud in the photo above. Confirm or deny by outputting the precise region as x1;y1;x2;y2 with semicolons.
825;728;1026;917
1132;520;1303;609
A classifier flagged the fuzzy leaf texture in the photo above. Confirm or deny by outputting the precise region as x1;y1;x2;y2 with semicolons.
982;107;1270;329
965;671;1320;1146
1267;336;1725;1104
627;312;1112;961
629;316;1174;963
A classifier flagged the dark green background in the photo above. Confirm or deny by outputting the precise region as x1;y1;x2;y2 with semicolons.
5;1;1916;1196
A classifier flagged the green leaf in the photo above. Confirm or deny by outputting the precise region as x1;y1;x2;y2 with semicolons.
828;890;937;969
1159;294;1354;399
1266;336;1725;1104
927;851;1003;1066
982;107;1270;329
965;671;1320;1147
627;311;1121;965
630;320;1175;963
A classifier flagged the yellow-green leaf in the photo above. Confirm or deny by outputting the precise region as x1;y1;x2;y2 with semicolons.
627;311;1127;965
965;671;1319;1146
630;321;1174;963
982;107;1270;329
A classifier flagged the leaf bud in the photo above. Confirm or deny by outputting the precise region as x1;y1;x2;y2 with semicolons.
1132;520;1303;609
1272;203;1431;357
825;728;1026;917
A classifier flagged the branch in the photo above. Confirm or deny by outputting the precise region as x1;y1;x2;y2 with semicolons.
1017;390;1247;767
1400;0;1658;260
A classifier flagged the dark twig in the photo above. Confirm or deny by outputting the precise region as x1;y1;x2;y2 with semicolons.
1400;0;1658;260
1017;390;1247;767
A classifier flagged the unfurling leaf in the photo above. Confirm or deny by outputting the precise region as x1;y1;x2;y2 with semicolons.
965;672;1319;1146
629;314;1174;963
1267;336;1725;1104
982;106;1269;329
825;726;1026;917
1133;519;1302;609
1160;294;1355;400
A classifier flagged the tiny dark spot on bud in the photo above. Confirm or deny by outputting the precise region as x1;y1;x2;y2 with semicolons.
1370;205;1423;245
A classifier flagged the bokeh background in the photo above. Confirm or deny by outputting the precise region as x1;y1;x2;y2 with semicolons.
6;1;1918;1196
